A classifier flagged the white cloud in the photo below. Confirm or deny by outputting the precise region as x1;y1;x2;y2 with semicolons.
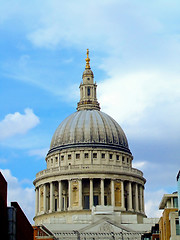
0;108;40;140
28;148;48;159
0;169;34;223
99;69;180;142
132;161;148;170
145;189;165;218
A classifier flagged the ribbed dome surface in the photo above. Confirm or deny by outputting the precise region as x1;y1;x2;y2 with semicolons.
49;110;131;154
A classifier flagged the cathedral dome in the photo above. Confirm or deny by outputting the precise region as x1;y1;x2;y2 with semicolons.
34;50;146;227
49;110;131;154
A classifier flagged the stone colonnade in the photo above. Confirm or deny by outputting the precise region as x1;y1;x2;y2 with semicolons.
35;178;145;216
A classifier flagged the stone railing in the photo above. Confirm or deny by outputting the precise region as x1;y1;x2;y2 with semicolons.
53;231;143;240
36;164;143;179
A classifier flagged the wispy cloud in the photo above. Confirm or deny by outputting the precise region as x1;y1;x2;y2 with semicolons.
28;147;48;159
145;189;165;218
0;108;40;140
132;161;148;170
0;158;8;164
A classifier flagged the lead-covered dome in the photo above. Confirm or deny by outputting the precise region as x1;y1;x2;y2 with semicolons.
48;49;131;155
49;110;131;154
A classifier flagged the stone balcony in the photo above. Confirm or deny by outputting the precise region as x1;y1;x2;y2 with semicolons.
35;164;143;181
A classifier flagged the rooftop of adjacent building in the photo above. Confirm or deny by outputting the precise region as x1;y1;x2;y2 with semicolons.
159;192;178;210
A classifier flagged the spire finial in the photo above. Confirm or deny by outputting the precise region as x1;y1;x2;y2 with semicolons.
85;49;90;69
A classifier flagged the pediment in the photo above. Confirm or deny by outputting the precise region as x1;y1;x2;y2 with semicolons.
79;217;136;233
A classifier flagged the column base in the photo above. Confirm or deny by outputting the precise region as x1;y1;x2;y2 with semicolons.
128;208;134;212
120;207;126;211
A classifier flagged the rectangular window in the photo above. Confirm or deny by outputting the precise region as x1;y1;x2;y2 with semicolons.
55;157;58;163
122;156;124;161
93;153;97;158
51;159;53;164
68;154;71;160
176;219;180;235
116;155;119;161
76;153;80;159
101;153;105;159
61;155;64;161
173;197;178;208
84;153;89;158
109;154;113;160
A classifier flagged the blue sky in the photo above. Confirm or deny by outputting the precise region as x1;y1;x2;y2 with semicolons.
1;0;180;223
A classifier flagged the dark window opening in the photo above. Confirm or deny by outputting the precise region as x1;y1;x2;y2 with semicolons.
68;154;71;160
62;197;65;210
109;154;113;159
93;195;99;206
84;153;89;158
116;155;119;160
67;197;69;208
87;87;90;96
93;153;97;158
84;195;90;209
104;196;108;205
76;154;80;159
101;153;105;159
55;199;57;211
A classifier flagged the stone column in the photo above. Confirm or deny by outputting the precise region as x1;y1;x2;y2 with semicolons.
50;182;54;212
142;186;145;213
35;187;39;215
68;180;72;210
111;179;115;206
135;183;139;212
128;182;133;211
171;197;174;208
43;184;47;213
58;180;62;211
139;185;143;212
101;179;104;205
79;179;82;209
38;186;41;213
90;179;93;209
121;181;125;209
